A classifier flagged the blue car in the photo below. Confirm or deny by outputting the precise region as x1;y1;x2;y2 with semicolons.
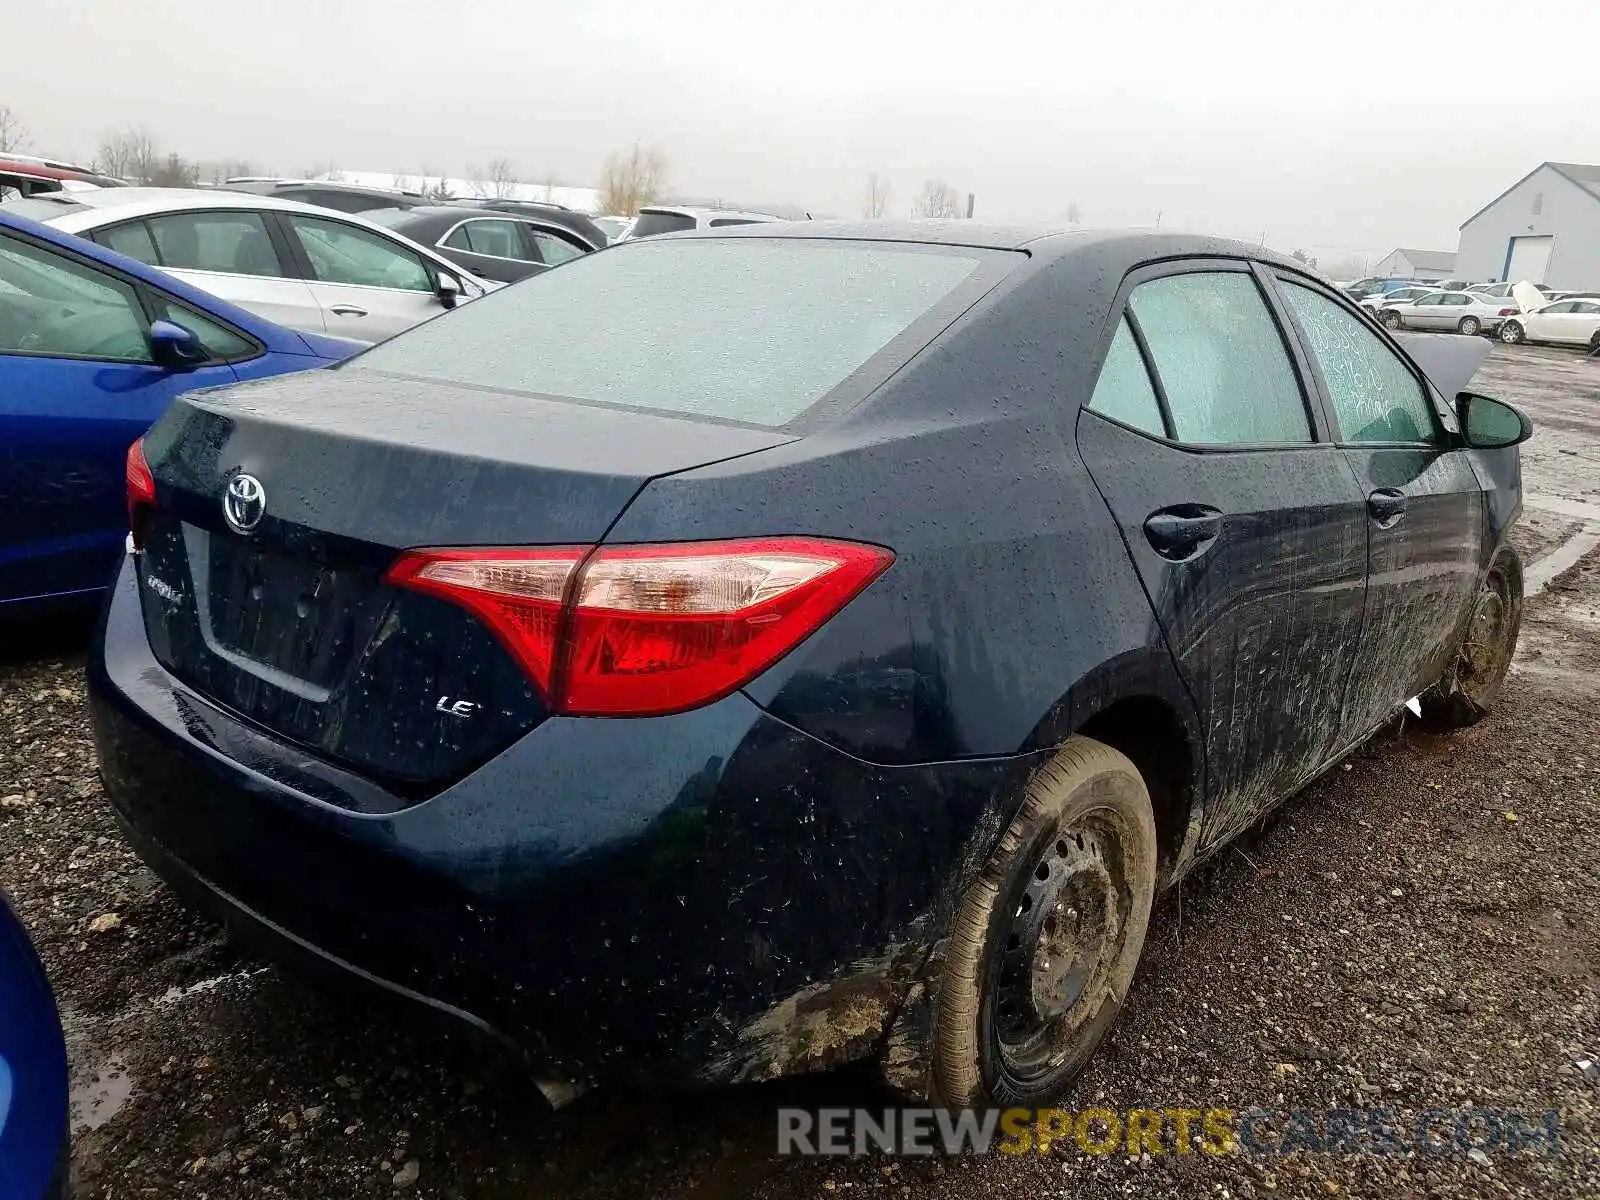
0;209;357;615
0;892;68;1199
89;224;1530;1107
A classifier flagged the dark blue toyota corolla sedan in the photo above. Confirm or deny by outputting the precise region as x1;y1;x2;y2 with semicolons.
88;224;1530;1106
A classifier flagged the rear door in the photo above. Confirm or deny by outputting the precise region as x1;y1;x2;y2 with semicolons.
0;226;238;605
277;212;448;341
1273;273;1486;740
1074;262;1370;844
91;211;325;334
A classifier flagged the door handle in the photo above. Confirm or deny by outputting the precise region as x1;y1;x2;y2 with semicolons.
329;304;369;317
1367;488;1407;527
1143;506;1224;560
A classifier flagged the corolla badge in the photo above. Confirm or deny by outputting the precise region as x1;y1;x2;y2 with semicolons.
222;473;266;534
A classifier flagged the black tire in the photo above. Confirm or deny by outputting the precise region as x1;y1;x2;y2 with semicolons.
1500;320;1525;344
1458;315;1481;336
1381;309;1403;329
1420;547;1523;730
1588;329;1600;353
933;737;1156;1107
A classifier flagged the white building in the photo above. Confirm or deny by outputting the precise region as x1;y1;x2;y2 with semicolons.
1371;248;1455;281
1455;162;1600;287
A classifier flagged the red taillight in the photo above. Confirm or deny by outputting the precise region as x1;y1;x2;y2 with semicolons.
1499;307;1516;317
386;537;894;717
126;439;155;547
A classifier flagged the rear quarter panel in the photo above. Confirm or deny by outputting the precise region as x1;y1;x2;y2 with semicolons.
605;247;1198;768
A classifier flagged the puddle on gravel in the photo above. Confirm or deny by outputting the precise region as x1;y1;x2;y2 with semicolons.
71;1054;134;1133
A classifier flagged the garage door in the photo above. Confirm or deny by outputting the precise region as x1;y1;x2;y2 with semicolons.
1505;235;1555;284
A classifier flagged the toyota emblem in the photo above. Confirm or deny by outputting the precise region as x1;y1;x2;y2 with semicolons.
222;473;266;534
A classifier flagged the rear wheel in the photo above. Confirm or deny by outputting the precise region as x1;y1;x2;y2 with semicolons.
933;737;1156;1107
1458;315;1481;336
1500;320;1525;344
1588;329;1600;354
1420;547;1523;730
1381;309;1403;329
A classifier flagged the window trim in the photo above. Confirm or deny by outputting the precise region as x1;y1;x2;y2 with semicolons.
1268;268;1450;448
1085;257;1330;454
517;222;590;265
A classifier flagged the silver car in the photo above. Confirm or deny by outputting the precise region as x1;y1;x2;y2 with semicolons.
9;188;493;343
1377;289;1513;336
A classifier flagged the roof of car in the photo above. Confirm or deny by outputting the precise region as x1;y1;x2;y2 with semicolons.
639;205;780;222
375;203;607;247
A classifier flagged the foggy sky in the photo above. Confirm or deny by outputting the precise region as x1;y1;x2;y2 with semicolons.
6;0;1599;267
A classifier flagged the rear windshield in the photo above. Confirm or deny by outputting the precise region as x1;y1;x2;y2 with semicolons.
627;211;697;238
0;196;86;220
351;239;1002;427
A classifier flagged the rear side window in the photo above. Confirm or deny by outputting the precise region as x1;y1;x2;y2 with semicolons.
1281;282;1438;444
1129;272;1311;445
145;211;281;277
1086;319;1164;436
628;211;696;237
352;239;1002;427
96;221;159;263
445;219;526;260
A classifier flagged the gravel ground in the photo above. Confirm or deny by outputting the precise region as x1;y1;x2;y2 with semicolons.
1;343;1597;1200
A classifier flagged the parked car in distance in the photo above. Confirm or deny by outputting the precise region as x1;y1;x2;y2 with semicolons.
8;188;493;343
0;154;126;191
363;205;601;283
591;215;631;242
1429;279;1478;292
1498;297;1600;351
221;178;431;214
91;224;1532;1108
1359;285;1437;311
1377;289;1515;335
0;891;69;1200
618;205;781;239
0;208;358;613
1464;280;1560;305
449;199;609;245
1343;276;1421;300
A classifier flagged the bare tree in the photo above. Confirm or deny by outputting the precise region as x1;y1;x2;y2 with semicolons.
97;126;160;184
1290;248;1320;269
912;178;961;219
389;170;418;193
1066;201;1081;225
596;143;668;216
863;173;891;219
147;153;199;188
489;158;519;200
419;168;456;202
0;104;28;153
296;162;342;182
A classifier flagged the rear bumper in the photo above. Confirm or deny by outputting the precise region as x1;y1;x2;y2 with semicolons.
90;554;1041;1082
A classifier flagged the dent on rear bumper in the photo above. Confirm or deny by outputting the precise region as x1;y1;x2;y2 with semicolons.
90;555;1046;1083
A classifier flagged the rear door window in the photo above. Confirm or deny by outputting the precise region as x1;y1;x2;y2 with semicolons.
524;227;586;265
95;221;160;264
144;211;282;277
1127;271;1312;444
445;218;528;260
351;239;1008;427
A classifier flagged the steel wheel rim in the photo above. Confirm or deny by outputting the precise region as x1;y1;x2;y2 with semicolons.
990;809;1134;1081
1458;572;1511;699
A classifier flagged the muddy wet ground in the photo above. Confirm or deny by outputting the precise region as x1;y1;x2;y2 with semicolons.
2;343;1597;1199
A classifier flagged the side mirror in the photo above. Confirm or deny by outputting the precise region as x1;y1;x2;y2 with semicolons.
1456;392;1533;449
436;273;462;310
149;319;207;369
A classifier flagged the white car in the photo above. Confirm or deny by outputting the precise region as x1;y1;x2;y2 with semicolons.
616;205;781;240
1376;289;1515;336
7;188;494;343
1359;285;1438;312
1498;297;1600;351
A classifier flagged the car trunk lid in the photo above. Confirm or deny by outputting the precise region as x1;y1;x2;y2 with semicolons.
134;369;793;793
